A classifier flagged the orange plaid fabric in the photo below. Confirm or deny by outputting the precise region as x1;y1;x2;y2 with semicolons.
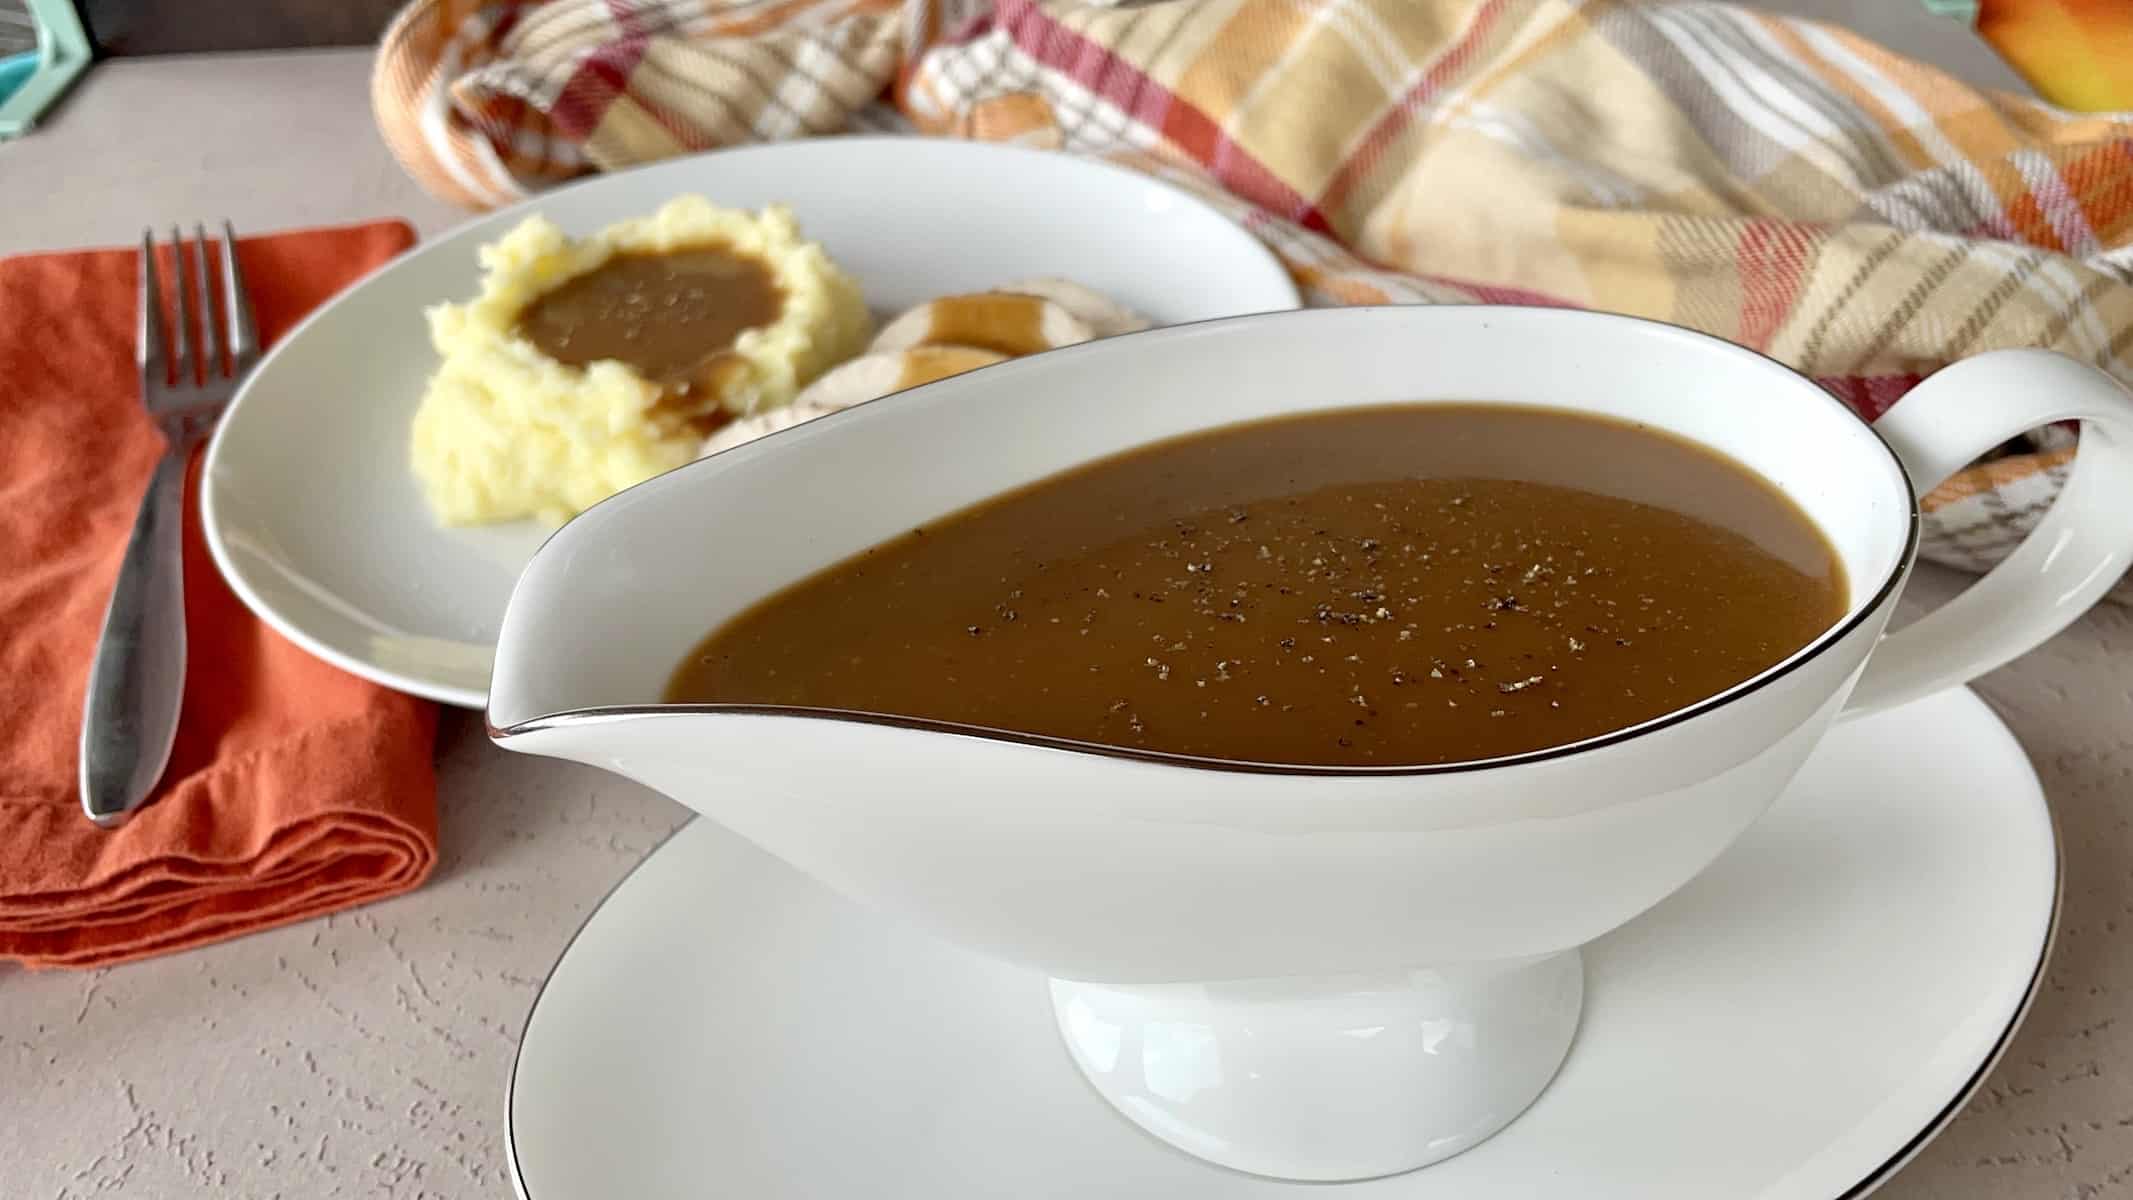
373;0;2133;595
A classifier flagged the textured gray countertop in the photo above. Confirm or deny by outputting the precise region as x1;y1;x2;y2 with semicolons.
4;21;2126;1198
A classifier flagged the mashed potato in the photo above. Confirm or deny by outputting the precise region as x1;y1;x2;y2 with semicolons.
411;196;869;525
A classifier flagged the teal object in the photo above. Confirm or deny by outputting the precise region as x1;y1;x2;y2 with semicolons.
1918;0;1981;22
0;51;35;104
0;0;89;140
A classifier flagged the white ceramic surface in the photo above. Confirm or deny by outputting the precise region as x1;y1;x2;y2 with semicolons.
507;686;2057;1199
199;137;1301;707
488;307;2133;1177
1051;953;1586;1180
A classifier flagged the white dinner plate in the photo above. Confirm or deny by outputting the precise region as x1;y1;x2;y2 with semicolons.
201;138;1301;707
507;687;2056;1199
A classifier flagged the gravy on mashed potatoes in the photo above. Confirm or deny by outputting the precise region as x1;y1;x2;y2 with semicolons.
410;196;869;526
515;246;785;388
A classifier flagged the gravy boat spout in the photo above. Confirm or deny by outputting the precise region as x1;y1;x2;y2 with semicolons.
488;306;1920;1181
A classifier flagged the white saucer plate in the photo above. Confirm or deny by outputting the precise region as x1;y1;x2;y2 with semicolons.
201;138;1301;707
506;687;2057;1199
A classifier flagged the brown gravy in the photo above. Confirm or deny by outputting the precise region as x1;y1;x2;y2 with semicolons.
666;405;1848;767
516;245;783;389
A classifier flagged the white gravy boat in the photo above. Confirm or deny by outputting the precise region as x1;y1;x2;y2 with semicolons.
490;307;2133;1181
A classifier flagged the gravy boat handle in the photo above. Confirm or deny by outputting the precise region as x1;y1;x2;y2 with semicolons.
1846;348;2133;715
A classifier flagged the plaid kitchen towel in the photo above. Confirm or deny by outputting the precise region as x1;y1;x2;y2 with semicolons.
373;0;2133;595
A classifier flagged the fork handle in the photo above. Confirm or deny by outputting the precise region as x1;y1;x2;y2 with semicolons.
79;446;192;829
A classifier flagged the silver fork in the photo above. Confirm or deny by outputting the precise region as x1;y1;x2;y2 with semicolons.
78;224;258;828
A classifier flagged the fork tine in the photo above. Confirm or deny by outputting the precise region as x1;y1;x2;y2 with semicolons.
136;230;166;385
219;221;258;368
168;225;195;387
191;223;222;378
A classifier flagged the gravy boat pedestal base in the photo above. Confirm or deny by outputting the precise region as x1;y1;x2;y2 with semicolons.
1051;952;1583;1180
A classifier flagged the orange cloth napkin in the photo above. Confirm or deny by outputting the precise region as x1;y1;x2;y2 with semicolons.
0;222;439;970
